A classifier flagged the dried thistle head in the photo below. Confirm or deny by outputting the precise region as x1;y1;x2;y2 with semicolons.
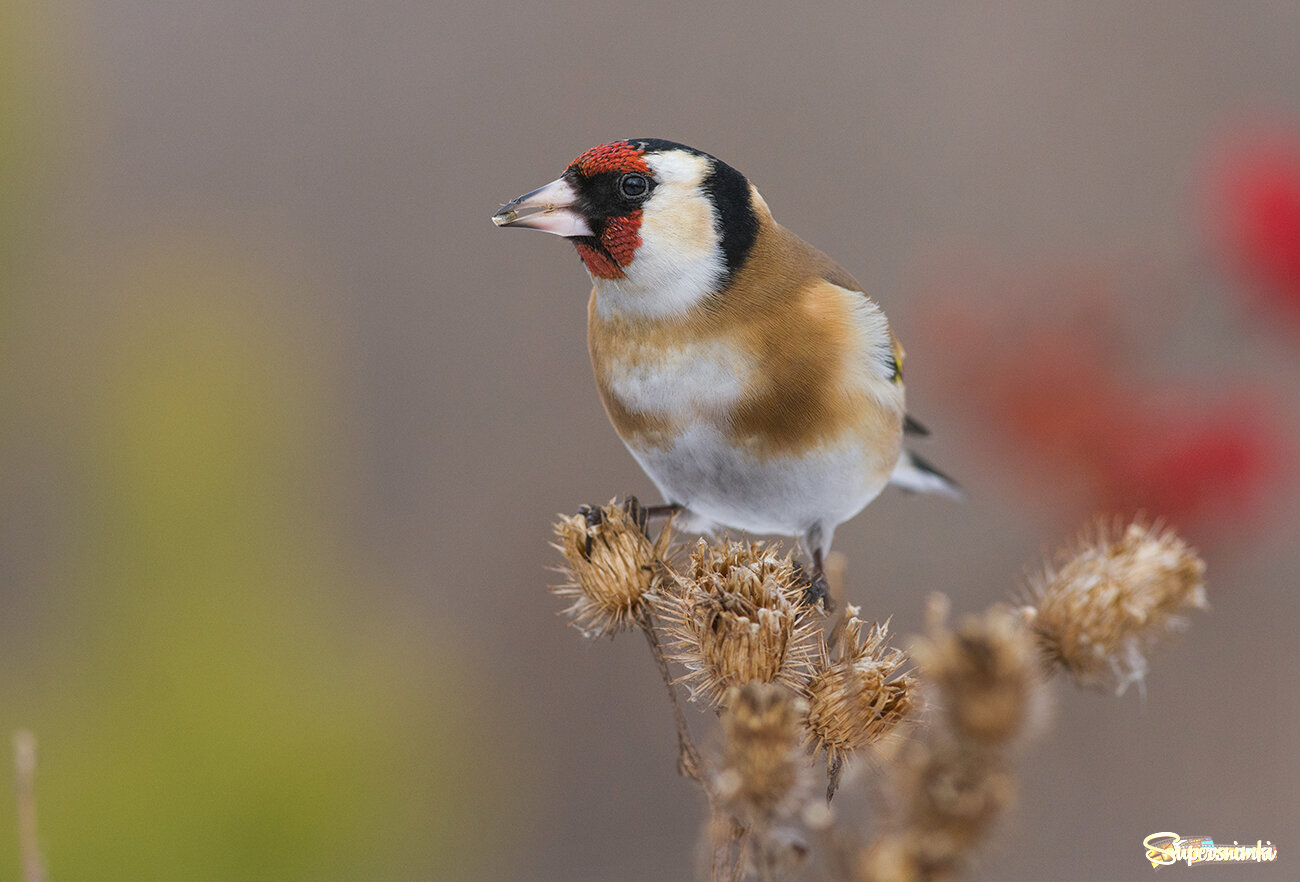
862;737;1018;882
861;602;1035;882
912;598;1037;744
1023;520;1207;694
716;683;810;825
551;501;671;637
803;606;917;774
656;539;819;707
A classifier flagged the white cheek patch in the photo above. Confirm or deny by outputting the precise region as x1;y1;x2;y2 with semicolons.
591;151;727;321
641;151;716;252
607;339;751;415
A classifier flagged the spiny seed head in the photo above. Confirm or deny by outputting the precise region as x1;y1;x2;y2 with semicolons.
803;606;917;770
551;501;670;638
1023;520;1207;694
912;598;1037;744
861;603;1034;882
904;739;1016;836
865;737;1017;882
656;539;819;707
716;683;809;823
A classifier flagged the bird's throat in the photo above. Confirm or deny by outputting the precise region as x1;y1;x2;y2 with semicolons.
574;240;624;279
574;212;643;280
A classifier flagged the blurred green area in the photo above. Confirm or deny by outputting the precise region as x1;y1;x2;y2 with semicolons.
0;5;502;878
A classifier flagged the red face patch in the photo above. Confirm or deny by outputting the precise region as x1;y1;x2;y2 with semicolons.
574;210;644;279
569;140;651;177
599;212;643;267
574;242;622;278
568;141;651;278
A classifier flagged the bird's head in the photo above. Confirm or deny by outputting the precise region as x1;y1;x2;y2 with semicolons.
493;139;760;318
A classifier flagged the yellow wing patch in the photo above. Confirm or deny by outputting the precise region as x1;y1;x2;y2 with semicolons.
889;333;905;385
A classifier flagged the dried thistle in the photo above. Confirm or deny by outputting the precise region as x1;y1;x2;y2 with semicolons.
1023;520;1207;694
911;597;1037;744
551;501;672;637
860;602;1037;882
716;683;810;824
803;606;916;782
714;684;814;881
657;539;819;707
862;738;1018;882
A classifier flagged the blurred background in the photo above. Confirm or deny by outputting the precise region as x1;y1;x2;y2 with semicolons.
2;1;1298;879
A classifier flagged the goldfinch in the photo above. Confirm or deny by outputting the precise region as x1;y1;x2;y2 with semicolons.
493;139;957;590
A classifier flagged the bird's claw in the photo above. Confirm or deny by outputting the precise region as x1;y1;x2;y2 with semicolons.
793;560;833;612
577;504;605;559
576;498;650;556
621;495;650;535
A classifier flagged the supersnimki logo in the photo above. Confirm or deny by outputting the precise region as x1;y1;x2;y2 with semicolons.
1143;832;1278;868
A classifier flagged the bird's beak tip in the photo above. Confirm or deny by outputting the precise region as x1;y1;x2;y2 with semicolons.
490;177;592;238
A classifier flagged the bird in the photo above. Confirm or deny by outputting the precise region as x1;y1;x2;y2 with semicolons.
492;138;958;595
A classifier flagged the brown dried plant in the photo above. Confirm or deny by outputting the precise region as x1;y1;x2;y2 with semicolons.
1022;520;1207;693
803;607;916;793
715;684;816;880
717;683;810;823
657;538;820;708
855;601;1037;882
551;500;672;638
545;507;1207;882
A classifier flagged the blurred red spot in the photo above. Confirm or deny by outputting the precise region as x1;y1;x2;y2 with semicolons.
1209;131;1300;328
916;268;1288;542
1109;403;1282;529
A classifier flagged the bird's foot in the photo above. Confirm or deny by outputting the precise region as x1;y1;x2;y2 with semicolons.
612;497;683;537
641;501;684;521
792;559;833;612
575;503;605;559
576;496;675;546
577;503;604;528
621;495;650;535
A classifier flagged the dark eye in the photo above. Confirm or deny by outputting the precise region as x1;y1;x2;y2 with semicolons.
618;173;650;200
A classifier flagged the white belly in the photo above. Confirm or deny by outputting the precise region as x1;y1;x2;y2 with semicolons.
626;422;891;539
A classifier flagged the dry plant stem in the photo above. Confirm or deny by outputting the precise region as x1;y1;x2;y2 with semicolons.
711;824;744;882
636;606;706;783
709;818;750;882
13;731;45;882
635;608;748;880
730;826;752;882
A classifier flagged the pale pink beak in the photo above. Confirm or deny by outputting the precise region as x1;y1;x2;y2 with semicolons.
491;177;593;237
